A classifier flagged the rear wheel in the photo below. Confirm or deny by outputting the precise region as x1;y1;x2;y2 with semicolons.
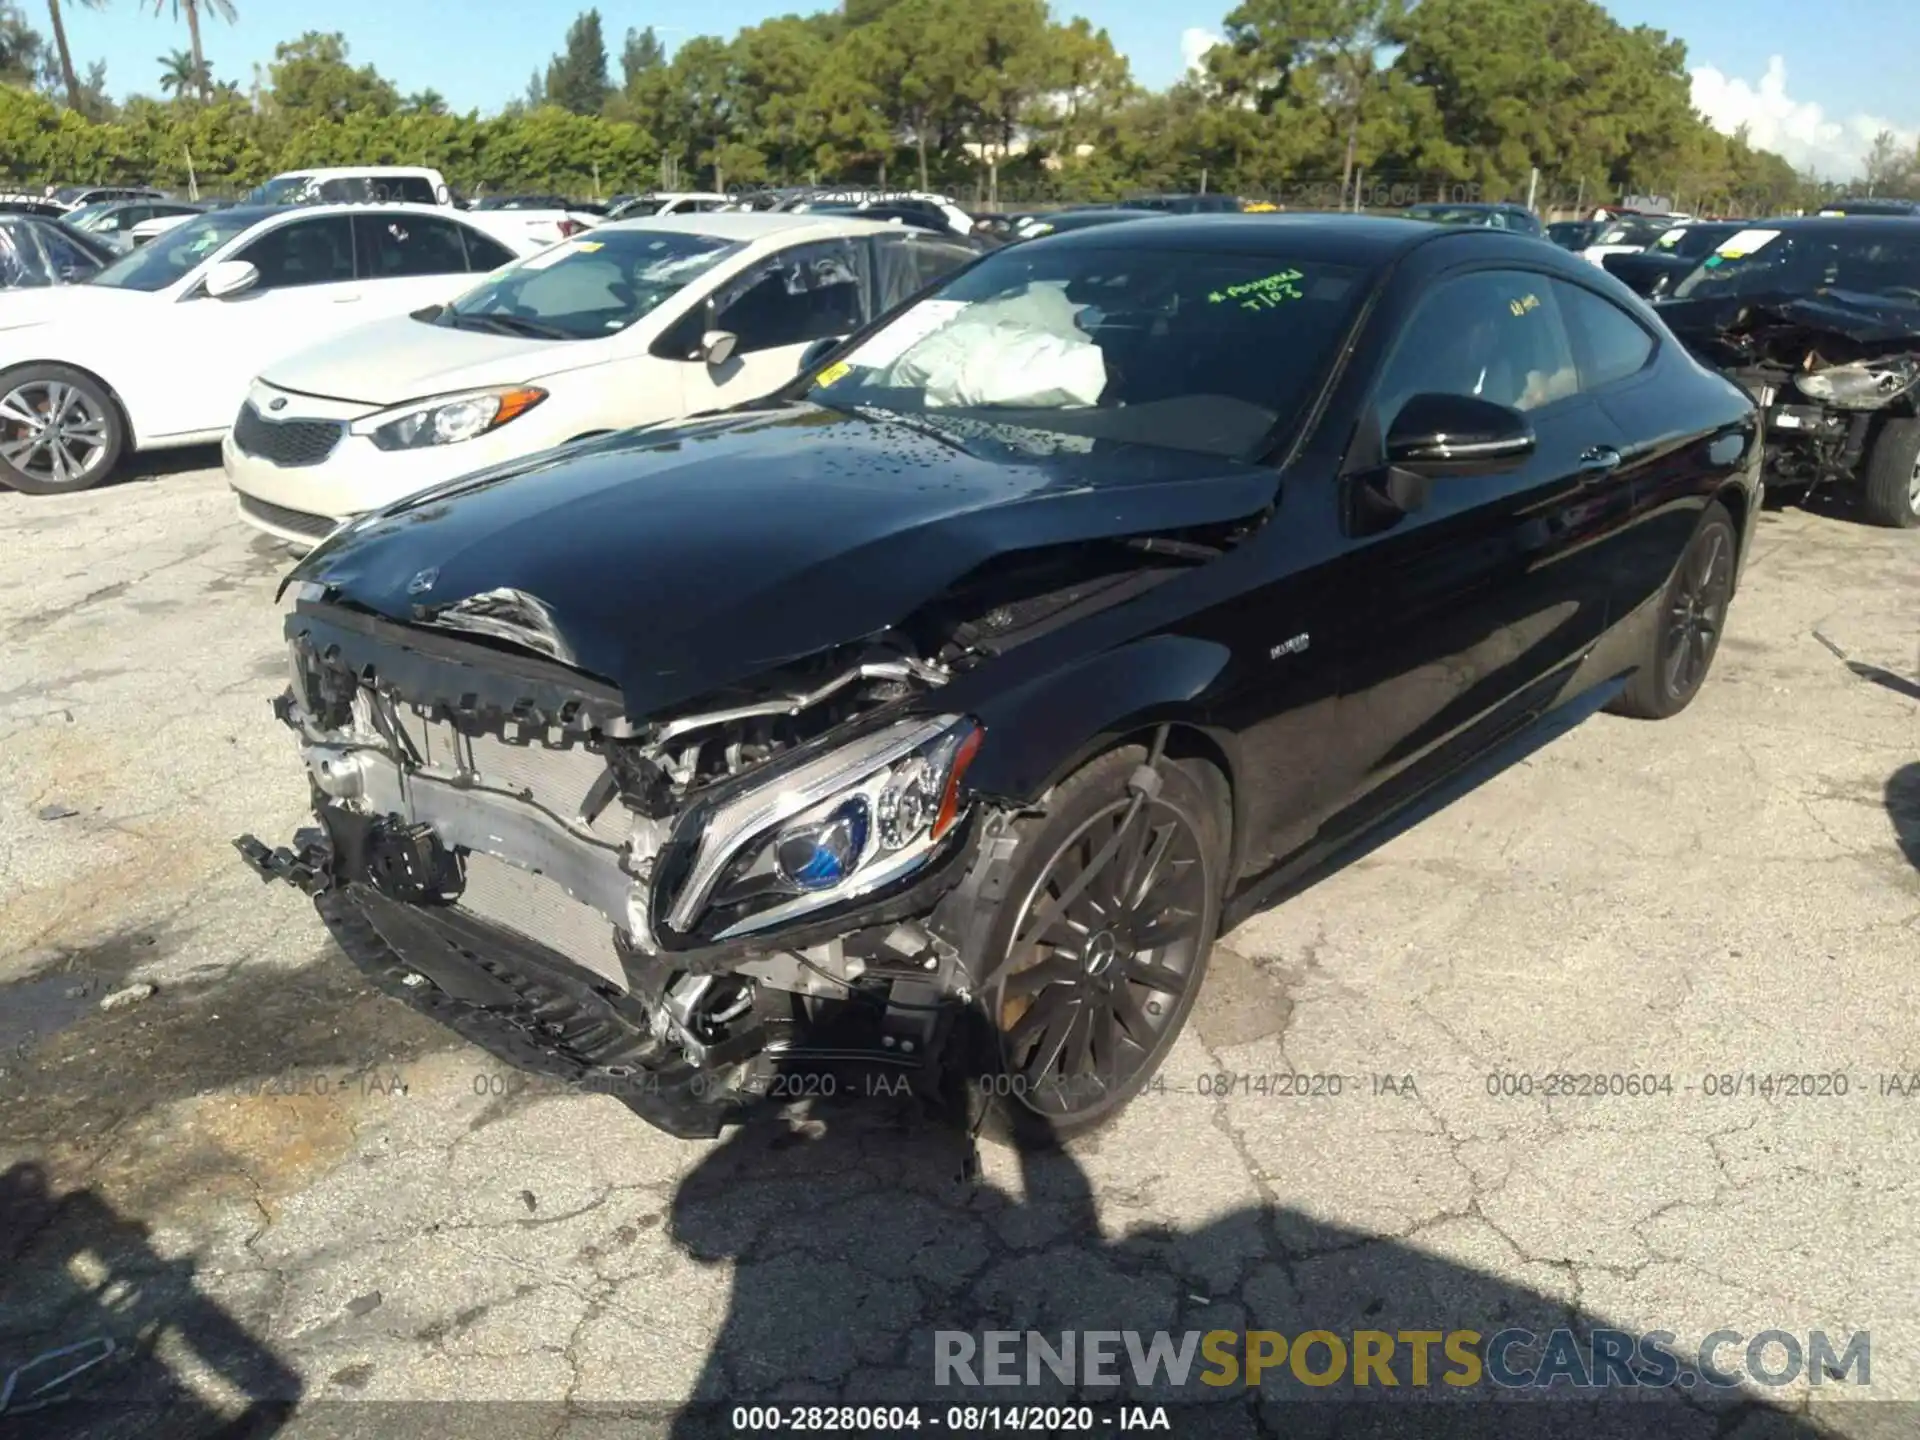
1860;416;1920;528
967;746;1226;1147
1607;500;1736;720
0;364;125;495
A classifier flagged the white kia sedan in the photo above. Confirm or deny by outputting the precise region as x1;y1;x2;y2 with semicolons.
0;203;536;494
224;212;979;548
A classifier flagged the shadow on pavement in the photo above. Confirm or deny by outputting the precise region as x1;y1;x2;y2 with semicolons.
1889;763;1920;873
0;1161;300;1439
660;1104;1852;1439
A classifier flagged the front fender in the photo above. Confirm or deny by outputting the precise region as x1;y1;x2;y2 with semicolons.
961;633;1235;802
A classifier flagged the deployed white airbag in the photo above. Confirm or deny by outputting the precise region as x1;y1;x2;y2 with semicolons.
890;282;1107;409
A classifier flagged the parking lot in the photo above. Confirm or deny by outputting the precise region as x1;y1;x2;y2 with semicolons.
2;458;1917;1435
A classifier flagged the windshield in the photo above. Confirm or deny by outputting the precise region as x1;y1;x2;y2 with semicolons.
88;211;257;291
245;176;314;206
613;199;665;218
805;243;1366;458
436;229;743;341
1671;228;1920;303
1408;206;1496;227
63;202;119;232
1595;218;1671;246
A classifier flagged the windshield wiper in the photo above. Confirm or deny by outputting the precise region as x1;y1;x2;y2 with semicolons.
444;312;571;340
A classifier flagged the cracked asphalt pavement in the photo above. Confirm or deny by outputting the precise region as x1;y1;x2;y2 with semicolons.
2;462;1917;1438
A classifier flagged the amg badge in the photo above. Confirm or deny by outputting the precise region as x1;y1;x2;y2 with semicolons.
1269;632;1310;660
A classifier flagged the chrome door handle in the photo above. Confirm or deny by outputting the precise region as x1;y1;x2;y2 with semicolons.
1578;445;1622;475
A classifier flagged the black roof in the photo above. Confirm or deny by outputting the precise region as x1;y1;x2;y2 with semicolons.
1738;215;1920;235
1039;212;1489;265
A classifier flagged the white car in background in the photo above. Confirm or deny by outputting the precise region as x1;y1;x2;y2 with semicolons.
0;203;538;494
608;192;729;220
1580;213;1688;266
224;212;980;547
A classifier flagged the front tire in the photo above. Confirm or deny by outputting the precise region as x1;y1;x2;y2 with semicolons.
1607;500;1737;720
1860;416;1920;528
0;364;125;495
965;746;1227;1147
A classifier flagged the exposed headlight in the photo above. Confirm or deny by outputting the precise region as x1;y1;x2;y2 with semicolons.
659;715;983;943
353;386;547;451
1793;358;1919;410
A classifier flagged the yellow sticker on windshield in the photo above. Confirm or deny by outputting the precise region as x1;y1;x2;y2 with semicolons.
1209;269;1305;310
1509;292;1541;317
816;361;851;387
574;241;603;252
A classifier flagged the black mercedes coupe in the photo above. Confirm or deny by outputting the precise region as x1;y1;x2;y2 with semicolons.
239;215;1761;1145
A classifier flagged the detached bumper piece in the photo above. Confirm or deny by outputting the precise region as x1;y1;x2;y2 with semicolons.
233;829;335;894
236;821;738;1139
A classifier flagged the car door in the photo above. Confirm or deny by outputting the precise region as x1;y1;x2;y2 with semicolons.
150;213;359;437
671;237;870;416
1315;263;1635;841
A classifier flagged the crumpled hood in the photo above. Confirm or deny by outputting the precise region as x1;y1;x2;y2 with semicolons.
290;405;1277;719
260;313;570;407
1659;290;1920;364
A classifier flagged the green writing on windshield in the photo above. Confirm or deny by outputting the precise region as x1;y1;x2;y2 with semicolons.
1208;269;1305;311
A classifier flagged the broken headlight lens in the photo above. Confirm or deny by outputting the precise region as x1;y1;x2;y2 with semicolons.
354;386;548;450
1793;358;1920;410
662;716;983;942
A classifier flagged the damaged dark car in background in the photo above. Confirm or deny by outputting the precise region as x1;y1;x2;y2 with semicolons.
239;216;1761;1145
1658;217;1920;527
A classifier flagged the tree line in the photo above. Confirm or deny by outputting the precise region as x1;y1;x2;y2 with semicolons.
0;0;1907;213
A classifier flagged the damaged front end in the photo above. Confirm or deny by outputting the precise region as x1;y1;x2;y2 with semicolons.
1675;296;1920;494
237;596;1000;1137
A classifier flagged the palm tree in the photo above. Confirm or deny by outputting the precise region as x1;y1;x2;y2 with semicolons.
147;0;234;103
401;88;446;116
157;45;204;98
46;0;107;113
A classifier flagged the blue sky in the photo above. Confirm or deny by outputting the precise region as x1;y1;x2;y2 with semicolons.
61;0;1920;177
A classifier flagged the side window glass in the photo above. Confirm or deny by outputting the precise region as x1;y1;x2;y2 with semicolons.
460;228;517;272
1551;279;1655;391
391;177;438;205
713;240;865;355
356;214;471;279
0;226;53;286
1373;269;1579;427
235;216;356;291
37;224;97;281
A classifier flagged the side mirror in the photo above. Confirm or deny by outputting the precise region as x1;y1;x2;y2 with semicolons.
203;259;260;300
698;329;738;367
797;336;840;375
1385;392;1535;475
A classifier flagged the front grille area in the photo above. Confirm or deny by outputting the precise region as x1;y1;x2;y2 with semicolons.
392;707;632;848
456;852;626;989
237;491;337;541
233;402;344;467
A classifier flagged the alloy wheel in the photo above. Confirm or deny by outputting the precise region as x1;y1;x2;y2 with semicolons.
1664;524;1733;698
1908;452;1920;516
0;379;110;489
990;792;1210;1119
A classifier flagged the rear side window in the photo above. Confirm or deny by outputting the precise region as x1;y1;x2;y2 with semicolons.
387;176;440;205
873;234;976;312
355;213;472;278
460;228;517;272
1551;280;1655;391
234;215;355;290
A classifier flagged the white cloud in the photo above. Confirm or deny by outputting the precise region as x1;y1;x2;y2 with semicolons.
1181;27;1223;75
1690;55;1917;180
